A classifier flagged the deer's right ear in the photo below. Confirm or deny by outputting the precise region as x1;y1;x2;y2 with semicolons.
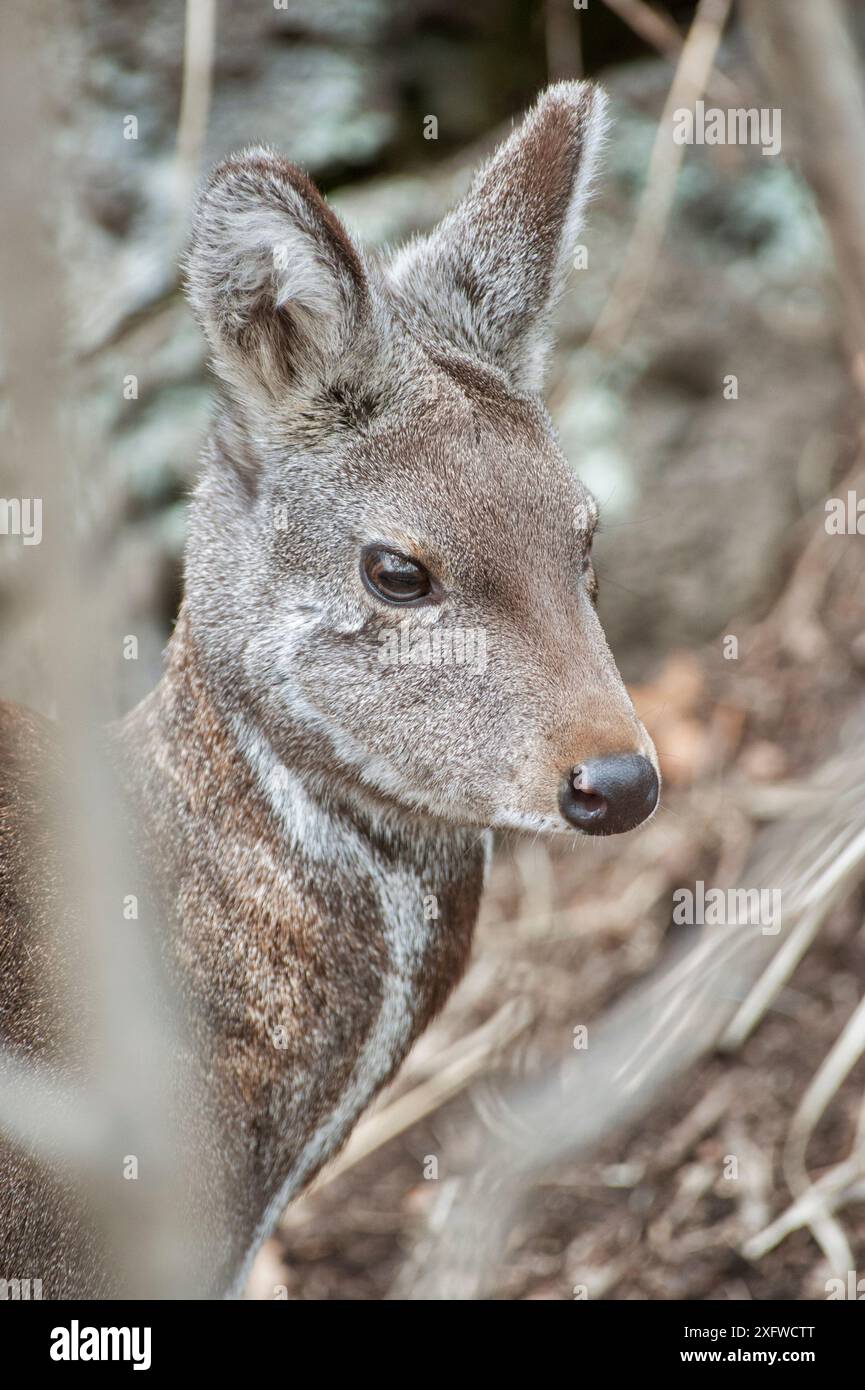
186;150;370;406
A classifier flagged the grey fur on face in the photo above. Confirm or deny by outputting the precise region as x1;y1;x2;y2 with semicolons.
184;81;655;834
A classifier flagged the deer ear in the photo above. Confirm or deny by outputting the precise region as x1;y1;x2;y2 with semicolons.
186;149;371;407
388;81;609;395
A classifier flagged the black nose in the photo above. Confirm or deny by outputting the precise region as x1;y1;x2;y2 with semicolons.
560;754;659;835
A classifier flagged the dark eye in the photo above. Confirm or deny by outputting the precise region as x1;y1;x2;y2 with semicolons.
361;545;434;605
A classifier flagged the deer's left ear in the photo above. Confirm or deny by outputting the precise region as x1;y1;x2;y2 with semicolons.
387;81;609;395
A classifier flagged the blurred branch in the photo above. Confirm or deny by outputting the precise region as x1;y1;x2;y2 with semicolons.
587;0;732;356
545;0;582;81
742;0;865;397
721;819;865;1049
174;0;217;244
600;0;741;103
0;0;221;1298
748;456;865;668
603;0;685;62
0;1054;105;1165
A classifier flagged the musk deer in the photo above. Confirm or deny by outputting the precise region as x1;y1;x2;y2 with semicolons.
0;81;658;1298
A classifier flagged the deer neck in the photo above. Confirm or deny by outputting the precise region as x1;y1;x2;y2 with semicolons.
117;605;487;1285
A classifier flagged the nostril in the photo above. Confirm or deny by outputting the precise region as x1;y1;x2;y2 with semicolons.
569;767;607;820
570;787;607;818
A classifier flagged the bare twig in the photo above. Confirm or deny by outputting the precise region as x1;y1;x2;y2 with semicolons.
588;0;732;356
772;992;865;1272
742;1162;865;1263
721;825;865;1050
